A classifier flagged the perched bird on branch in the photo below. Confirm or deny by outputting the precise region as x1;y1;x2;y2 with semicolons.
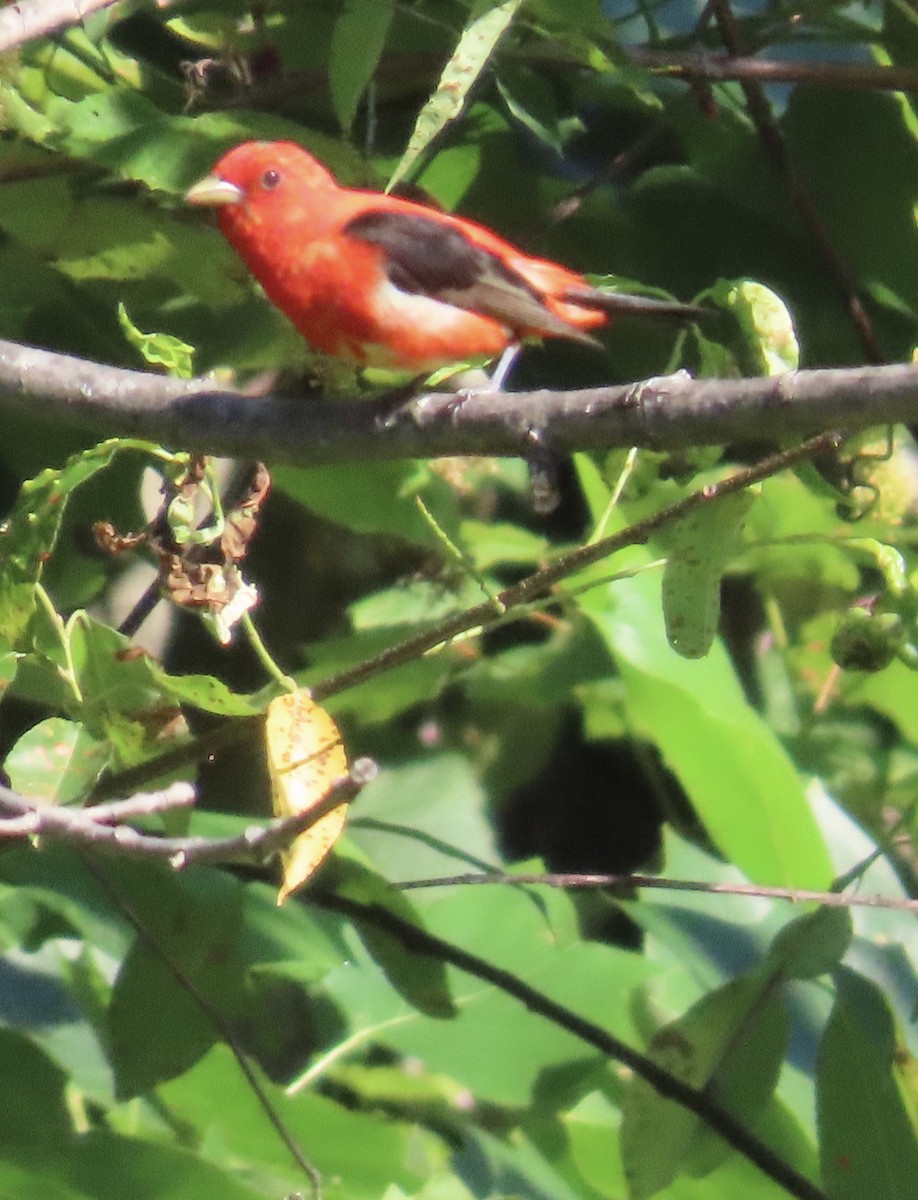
185;140;702;382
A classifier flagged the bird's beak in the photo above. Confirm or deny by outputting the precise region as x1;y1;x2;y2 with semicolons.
185;174;244;207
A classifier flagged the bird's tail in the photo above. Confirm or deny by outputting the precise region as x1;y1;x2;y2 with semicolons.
562;286;707;321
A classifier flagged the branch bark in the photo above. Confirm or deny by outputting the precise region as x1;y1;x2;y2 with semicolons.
315;891;830;1200
0;762;374;865
1;339;917;462
0;0;121;53
399;870;918;914
92;430;842;802
629;49;918;94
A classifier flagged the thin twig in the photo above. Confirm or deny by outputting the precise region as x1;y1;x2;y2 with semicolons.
311;430;841;700
92;429;843;800
313;891;829;1200
117;578;163;638
0;764;374;865
77;788;197;822
707;0;884;364
0;781;195;823
398;870;918;913
630;49;918;94
78;852;323;1200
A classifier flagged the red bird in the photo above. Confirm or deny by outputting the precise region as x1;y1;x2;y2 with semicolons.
185;140;698;376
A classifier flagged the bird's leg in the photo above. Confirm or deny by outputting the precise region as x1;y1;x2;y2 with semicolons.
487;343;522;392
425;343;522;421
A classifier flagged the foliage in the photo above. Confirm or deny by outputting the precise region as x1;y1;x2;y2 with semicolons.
0;4;917;1200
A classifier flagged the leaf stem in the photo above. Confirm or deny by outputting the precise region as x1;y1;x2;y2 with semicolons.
241;611;297;692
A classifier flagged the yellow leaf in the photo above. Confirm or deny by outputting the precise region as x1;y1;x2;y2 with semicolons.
266;689;349;904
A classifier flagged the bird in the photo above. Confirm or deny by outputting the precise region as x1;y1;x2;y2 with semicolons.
185;140;702;383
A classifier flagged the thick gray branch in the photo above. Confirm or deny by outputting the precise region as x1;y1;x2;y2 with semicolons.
1;339;917;462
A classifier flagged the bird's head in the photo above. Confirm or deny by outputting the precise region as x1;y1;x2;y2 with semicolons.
185;141;337;224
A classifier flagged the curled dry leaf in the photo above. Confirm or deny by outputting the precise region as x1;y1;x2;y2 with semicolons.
266;688;349;904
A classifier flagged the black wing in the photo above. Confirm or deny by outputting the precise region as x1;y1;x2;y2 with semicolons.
343;209;598;344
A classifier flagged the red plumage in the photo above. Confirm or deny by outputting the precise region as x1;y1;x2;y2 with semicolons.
186;140;695;373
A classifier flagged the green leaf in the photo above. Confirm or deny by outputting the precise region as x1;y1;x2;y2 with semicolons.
34;89;344;195
4;717;110;803
494;68;567;154
708;280;800;376
0;841;133;960
388;0;523;192
316;881;651;1107
300;625;458;724
66;612;175;763
145;660;271;718
621;973;788;1196
66;611;267;743
817;969;918;1199
0;645;20;707
784;89;918;318
849;656;918;743
456;1124;587;1200
275;460;455;543
561;1089;628;1197
465;620;613;709
329;0;394;133
765;906;853;981
0;940;116;1105
240;877;351;987
0;439;163;646
158;1044;445;1198
348;753;502;882
349;577;491;630
0;1130;271;1200
459;519;549;570
117;303;195;378
330;854;458;1019
107;867;247;1097
660;489;756;659
0;1028;71;1146
414;141;482;209
575;457;833;889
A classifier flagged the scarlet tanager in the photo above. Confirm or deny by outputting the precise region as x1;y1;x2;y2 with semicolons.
185;140;700;376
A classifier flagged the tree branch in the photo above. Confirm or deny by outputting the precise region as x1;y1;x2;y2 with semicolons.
314;890;829;1200
399;870;918;913
0;760;375;865
0;0;121;53
0;781;195;832
630;49;918;95
1;339;917;461
78;850;323;1199
90;430;843;802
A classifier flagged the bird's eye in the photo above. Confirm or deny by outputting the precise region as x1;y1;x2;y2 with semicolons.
261;169;281;191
